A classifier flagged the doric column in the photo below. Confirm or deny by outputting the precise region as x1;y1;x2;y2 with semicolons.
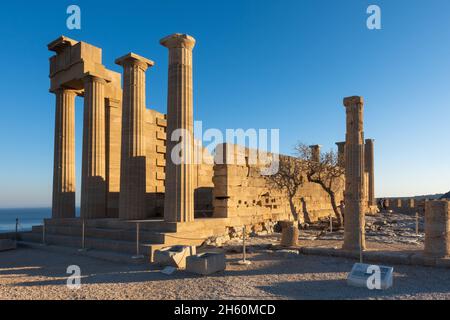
81;74;107;219
309;145;321;162
342;96;366;251
365;139;375;206
52;89;76;218
116;53;154;220
335;141;345;167
160;33;196;223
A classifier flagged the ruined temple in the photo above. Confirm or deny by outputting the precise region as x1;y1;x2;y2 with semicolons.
22;34;376;258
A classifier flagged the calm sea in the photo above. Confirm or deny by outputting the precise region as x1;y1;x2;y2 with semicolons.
0;208;80;233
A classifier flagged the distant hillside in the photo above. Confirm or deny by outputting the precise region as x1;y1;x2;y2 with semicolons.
383;194;444;200
440;191;450;200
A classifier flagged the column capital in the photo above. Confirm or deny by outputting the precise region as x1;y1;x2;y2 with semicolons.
343;96;364;107
160;33;196;50
115;52;154;71
335;141;346;146
365;138;375;144
309;144;321;149
54;88;78;96
82;72;108;84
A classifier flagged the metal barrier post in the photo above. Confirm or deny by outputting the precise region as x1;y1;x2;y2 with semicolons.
132;222;144;259
42;220;46;246
78;219;87;252
238;225;251;265
415;212;419;235
330;214;333;233
15;218;19;242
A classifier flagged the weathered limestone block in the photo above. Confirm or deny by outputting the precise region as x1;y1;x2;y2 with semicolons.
424;200;450;258
0;239;16;251
281;222;299;247
154;245;196;269
186;252;226;275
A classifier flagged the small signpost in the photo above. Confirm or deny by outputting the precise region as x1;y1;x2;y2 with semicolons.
347;263;394;290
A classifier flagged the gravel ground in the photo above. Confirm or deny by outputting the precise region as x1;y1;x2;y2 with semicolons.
1;246;449;300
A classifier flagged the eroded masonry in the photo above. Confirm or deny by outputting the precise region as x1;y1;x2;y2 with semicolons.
24;34;378;257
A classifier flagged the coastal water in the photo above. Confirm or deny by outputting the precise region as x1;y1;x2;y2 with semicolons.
0;208;80;233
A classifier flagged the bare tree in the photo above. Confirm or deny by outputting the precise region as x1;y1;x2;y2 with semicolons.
296;143;345;227
264;155;307;222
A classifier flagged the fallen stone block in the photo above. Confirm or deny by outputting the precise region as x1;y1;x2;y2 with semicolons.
186;252;226;275
154;245;196;269
0;239;16;251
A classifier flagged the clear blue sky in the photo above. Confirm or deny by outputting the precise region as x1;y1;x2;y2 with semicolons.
1;0;449;208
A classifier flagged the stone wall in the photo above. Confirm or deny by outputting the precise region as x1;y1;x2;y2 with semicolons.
212;144;344;224
380;197;425;215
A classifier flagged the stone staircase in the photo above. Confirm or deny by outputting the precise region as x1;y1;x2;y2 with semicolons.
20;218;229;260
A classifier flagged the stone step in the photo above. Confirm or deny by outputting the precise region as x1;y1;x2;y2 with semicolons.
20;232;155;256
18;241;147;265
31;225;165;243
43;218;177;232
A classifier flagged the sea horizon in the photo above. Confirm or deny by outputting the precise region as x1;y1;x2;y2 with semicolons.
0;207;80;233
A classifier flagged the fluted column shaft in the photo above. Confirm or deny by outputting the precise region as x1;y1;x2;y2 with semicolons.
81;75;107;219
335;141;345;167
309;145;321;162
116;53;154;220
365;139;375;206
343;96;366;251
161;34;196;223
52;89;76;218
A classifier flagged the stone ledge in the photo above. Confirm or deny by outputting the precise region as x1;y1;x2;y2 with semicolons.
17;241;147;265
0;239;16;251
300;246;450;269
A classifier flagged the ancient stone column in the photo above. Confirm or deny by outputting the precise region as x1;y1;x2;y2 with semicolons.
424;200;450;258
160;33;196;223
365;139;375;207
342;96;366;251
309;145;321;162
80;74;107;219
52;89;76;218
335;141;345;167
116;53;154;220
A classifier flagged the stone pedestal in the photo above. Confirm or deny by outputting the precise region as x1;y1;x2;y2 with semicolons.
161;34;196;223
365;139;375;207
116;53;154;220
52;89;76;218
425;200;450;258
342;96;366;251
81;74;107;219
